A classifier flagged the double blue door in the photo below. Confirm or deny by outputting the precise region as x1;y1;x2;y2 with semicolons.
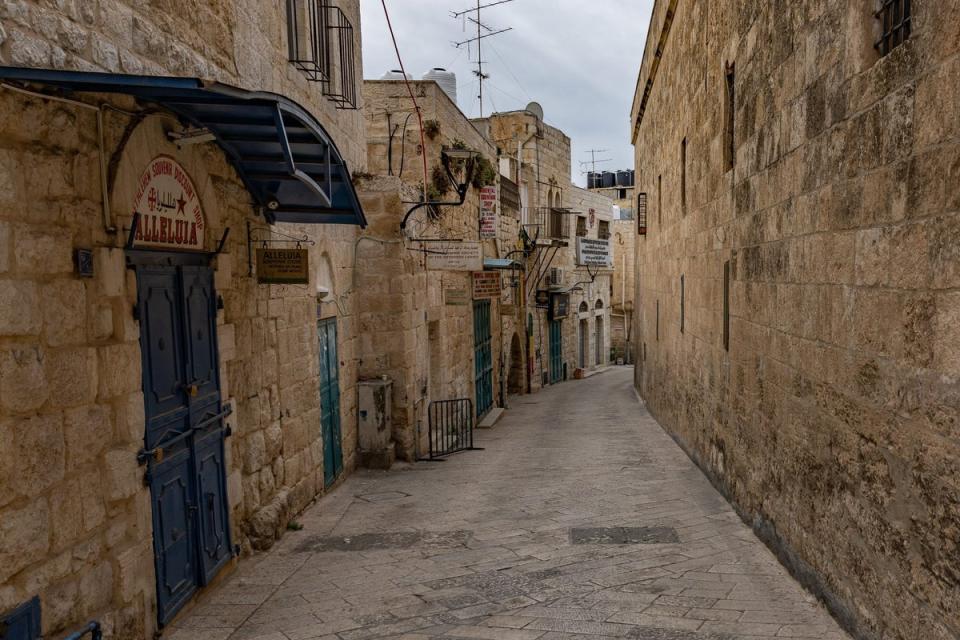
473;300;493;418
318;317;343;487
137;263;231;627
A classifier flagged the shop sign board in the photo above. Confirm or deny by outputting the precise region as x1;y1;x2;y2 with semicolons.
472;271;502;299
576;237;612;267
444;288;469;306
549;292;570;320
256;248;310;284
425;241;483;271
133;155;206;251
535;289;550;308
479;185;498;239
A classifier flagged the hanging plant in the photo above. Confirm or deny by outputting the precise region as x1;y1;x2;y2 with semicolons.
470;155;497;189
423;119;441;140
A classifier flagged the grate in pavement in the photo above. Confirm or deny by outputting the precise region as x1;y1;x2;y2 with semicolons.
295;529;471;552
569;526;679;545
625;628;736;640
354;490;411;502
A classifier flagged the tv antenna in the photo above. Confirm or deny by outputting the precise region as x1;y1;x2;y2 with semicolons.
451;0;516;117
579;149;612;174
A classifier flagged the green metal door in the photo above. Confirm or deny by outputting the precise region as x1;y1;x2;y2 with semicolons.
318;317;343;487
473;300;493;418
549;320;563;384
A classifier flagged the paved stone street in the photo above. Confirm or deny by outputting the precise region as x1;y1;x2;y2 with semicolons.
171;367;848;640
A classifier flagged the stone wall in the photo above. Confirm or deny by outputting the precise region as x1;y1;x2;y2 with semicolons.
631;2;959;639
0;0;366;637
357;81;517;459
610;218;636;362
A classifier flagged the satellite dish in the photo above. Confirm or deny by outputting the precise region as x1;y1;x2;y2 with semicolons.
525;101;544;121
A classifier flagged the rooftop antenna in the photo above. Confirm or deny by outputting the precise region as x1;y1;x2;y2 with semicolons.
451;0;516;117
580;149;612;175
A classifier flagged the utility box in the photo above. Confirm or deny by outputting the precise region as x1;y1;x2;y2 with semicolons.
358;379;394;469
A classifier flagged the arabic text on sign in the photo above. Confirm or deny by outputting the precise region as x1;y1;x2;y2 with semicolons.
132;156;206;251
472;271;501;299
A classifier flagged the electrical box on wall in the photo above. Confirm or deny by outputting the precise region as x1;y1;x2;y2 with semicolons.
358;379;394;470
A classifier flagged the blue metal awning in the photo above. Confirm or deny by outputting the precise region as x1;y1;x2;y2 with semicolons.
483;258;523;270
0;67;365;227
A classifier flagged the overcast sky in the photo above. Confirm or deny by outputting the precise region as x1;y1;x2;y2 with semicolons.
360;1;654;186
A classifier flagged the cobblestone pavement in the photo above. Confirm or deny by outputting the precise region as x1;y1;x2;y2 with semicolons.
171;367;849;640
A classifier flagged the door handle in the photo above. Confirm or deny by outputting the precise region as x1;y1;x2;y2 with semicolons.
180;383;199;397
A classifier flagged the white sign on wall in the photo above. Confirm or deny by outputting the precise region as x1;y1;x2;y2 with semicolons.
576;237;612;267
425;241;483;271
479;185;498;239
132;155;206;251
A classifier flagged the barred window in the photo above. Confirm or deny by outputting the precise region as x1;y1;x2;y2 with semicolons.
576;216;587;237
598;220;610;240
637;192;647;235
875;0;911;57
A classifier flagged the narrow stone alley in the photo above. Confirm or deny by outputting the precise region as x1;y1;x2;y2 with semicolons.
169;368;847;640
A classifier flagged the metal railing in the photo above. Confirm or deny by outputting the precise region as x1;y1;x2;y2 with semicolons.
523;207;571;240
65;621;102;640
425;399;478;459
286;1;358;109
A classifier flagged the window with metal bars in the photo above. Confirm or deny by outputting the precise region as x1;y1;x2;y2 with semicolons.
637;192;647;235
598;220;610;240
875;0;911;57
286;1;358;109
576;216;587;237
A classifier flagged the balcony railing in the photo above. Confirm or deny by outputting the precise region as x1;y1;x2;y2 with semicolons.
523;207;571;240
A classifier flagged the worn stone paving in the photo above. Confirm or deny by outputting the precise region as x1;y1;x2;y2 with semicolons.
171;367;849;640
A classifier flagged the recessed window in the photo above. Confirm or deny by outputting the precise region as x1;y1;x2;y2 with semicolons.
598;220;610;240
576;216;587;237
656;300;660;341
725;64;735;170
637;192;648;235
657;175;662;225
680;274;685;334
723;261;730;351
680;137;687;214
875;0;911;57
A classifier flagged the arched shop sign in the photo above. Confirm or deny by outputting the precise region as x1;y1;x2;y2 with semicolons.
132;155;206;251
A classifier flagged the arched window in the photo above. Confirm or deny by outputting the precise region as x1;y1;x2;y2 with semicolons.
595;299;604;309
579;301;589;313
554;191;561;207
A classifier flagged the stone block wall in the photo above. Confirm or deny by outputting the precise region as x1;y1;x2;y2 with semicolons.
631;2;959;638
610;219;636;362
0;0;366;636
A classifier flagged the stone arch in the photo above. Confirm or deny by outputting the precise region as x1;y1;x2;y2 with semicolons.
579;301;589;313
507;332;524;394
316;251;336;298
595;298;604;309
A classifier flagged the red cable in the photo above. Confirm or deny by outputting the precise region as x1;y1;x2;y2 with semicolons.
380;0;429;206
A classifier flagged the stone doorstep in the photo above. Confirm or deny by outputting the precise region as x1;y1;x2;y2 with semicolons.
576;365;613;379
477;407;505;429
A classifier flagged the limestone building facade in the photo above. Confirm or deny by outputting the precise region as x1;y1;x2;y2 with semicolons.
481;110;613;389
631;2;959;639
356;79;521;460
0;1;367;637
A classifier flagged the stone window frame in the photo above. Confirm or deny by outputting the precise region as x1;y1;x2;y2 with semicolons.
874;0;911;57
576;216;588;237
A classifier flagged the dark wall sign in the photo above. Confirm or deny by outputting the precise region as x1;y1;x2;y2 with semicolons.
535;289;550;308
256;248;310;284
549;292;570;320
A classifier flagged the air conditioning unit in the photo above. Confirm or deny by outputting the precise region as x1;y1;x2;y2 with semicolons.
548;268;564;287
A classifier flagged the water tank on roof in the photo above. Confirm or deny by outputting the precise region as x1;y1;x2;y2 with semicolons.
423;68;457;105
601;171;616;188
629;169;636;186
616;170;631;187
381;69;412;80
587;172;601;189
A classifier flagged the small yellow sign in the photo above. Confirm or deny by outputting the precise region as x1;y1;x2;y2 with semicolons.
256;248;310;284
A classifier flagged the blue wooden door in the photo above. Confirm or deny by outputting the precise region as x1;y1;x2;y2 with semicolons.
318;317;343;487
473;300;493;417
137;263;231;627
549;320;563;384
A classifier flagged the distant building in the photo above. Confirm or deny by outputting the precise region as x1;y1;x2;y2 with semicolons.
631;2;958;639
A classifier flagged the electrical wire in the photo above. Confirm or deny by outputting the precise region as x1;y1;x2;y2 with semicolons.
380;0;429;208
488;40;532;103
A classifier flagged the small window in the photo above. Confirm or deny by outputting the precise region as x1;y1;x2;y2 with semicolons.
618;188;627;200
656;299;660;341
680;138;688;214
598;220;610;240
657;175;662;225
576;216;587;237
725;64;735;170
637;192;648;235
680;274;685;334
875;0;911;57
723;261;730;351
